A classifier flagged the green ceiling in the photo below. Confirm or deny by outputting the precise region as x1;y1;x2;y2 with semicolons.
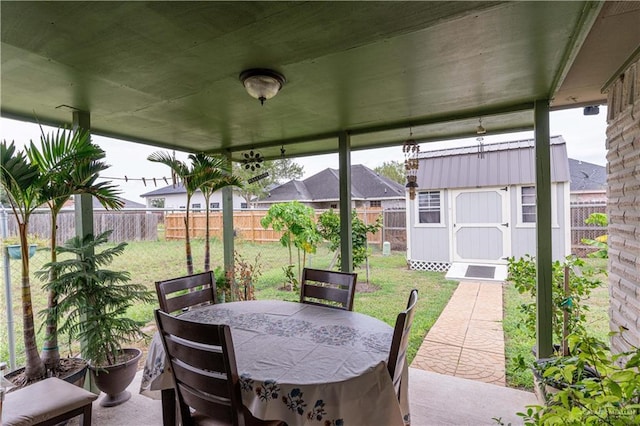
2;2;639;161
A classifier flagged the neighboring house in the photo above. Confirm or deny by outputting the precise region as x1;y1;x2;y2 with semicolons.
407;136;571;281
568;158;606;203
255;164;405;209
62;196;146;210
140;183;245;210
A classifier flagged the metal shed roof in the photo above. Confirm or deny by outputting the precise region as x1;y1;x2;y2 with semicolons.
417;136;569;190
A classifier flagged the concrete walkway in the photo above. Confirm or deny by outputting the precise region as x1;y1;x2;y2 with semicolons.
411;281;506;385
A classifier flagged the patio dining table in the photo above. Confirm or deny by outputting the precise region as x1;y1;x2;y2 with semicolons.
140;299;409;425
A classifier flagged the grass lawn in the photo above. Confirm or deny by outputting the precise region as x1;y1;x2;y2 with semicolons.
503;257;610;389
0;238;458;369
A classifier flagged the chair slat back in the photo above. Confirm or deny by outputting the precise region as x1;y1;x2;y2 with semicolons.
300;267;357;311
387;289;418;399
155;271;216;315
155;309;244;426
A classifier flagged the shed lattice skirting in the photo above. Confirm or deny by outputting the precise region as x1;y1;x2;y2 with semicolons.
408;260;451;272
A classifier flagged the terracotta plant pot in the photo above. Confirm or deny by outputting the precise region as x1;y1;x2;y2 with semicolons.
90;348;141;407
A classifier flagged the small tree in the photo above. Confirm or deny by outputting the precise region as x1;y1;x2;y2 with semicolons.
317;209;382;270
373;160;405;184
39;231;154;366
581;212;608;259
0;141;46;380
260;201;320;287
149;151;238;275
190;153;241;272
28;126;123;371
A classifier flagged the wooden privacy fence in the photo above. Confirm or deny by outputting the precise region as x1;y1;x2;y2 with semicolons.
165;208;408;248
570;202;607;257
3;210;159;244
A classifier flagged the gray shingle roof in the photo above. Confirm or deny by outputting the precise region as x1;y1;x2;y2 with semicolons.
259;164;405;203
140;183;189;197
568;158;606;191
417;136;570;190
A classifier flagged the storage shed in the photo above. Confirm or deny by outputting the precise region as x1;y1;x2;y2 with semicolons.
406;136;571;281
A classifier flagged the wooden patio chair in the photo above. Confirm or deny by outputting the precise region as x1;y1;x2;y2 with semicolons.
154;310;281;426
387;288;418;400
299;267;358;311
155;271;216;315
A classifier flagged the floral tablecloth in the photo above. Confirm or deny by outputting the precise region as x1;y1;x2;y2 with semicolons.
141;300;409;425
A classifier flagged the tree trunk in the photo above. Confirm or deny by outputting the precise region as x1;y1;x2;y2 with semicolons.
185;212;193;276
41;211;60;371
19;223;45;380
204;197;211;272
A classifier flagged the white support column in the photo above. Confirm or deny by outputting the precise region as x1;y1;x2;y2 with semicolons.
338;132;353;272
534;99;553;359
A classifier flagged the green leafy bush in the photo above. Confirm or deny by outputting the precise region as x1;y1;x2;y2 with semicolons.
519;332;640;425
581;212;608;259
507;255;602;353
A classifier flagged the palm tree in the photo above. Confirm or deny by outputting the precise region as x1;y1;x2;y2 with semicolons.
190;153;241;271
0;141;46;380
149;152;240;275
27;126;123;370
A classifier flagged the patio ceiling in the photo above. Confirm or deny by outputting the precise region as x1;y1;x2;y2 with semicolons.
1;2;639;162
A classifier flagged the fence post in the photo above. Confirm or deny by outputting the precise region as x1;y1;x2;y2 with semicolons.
1;208;16;370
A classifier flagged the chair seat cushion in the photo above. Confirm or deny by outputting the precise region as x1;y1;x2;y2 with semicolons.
3;377;98;426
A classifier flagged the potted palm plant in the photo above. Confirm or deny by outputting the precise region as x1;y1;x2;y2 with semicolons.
1;129;122;384
40;230;154;407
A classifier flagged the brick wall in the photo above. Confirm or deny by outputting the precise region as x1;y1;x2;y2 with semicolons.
606;55;640;353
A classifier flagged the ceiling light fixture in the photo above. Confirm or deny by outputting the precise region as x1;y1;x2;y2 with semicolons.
239;69;286;105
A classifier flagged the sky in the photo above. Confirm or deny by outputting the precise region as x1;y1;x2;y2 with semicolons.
1;106;608;202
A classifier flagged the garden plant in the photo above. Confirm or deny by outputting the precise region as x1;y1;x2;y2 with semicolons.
1;128;121;382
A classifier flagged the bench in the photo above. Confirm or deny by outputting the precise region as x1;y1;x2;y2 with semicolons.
2;377;98;426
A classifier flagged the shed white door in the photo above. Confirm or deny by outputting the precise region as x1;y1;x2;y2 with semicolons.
451;187;510;263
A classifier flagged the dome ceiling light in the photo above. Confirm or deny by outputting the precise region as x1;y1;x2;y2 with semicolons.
239;69;286;105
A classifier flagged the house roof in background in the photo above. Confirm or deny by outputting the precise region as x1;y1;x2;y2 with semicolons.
258;164;405;203
568;158;607;192
63;196;145;209
417;136;570;190
140;183;188;197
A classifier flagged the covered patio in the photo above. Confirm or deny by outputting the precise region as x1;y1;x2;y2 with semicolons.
3;1;640;423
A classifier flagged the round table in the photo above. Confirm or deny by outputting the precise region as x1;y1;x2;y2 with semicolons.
141;300;407;425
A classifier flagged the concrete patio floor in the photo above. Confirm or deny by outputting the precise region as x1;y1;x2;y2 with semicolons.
73;280;537;425
75;366;536;425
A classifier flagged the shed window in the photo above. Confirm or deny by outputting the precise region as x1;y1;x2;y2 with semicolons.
191;203;201;209
521;186;536;223
417;191;442;224
209;202;220;209
370;200;382;208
